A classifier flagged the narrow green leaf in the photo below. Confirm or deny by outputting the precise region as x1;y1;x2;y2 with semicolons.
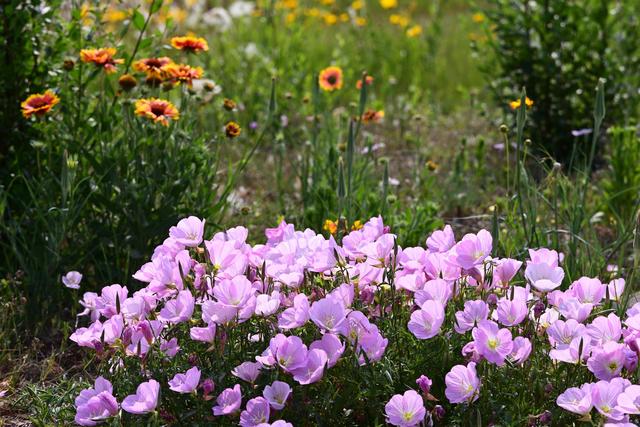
132;9;145;31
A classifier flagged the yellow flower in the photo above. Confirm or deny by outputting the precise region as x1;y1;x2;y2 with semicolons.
340;13;349;22
379;0;397;9
286;12;296;24
406;24;422;37
389;14;409;27
351;220;363;231
323;13;338;25
167;7;188;24
355;16;367;26
305;7;321;17
279;0;298;9
351;0;363;10
318;66;343;91
134;98;179;126
320;0;335;5
323;219;338;235
472;12;485;23
509;97;534;110
21;90;60;119
104;8;127;23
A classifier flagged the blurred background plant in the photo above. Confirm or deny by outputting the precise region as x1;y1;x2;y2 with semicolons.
472;0;640;163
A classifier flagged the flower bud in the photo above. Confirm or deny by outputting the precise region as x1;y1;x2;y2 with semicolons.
416;375;432;394
499;124;508;133
118;74;138;91
434;405;445;419
533;300;545;319
202;378;215;395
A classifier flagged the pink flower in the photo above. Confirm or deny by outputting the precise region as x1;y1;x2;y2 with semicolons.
213;276;255;310
472;320;513;366
525;262;564;292
416;375;432;394
205;239;248;278
608;279;625;302
587;314;622;346
587;342;627;380
492;258;522;287
616;384;640;415
384;389;426;427
272;335;308;373
408;300;445;340
121;379;160;414
426;224;455;253
414;279;453;306
158;290;194;323
556;296;593;323
310;333;345;368
569;277;606;305
509;336;532;364
190;324;216;343
309;297;347;333
357;328;388;365
591;379;627;421
168;366;201;394
62;271;83;289
263;381;291;410
278;294;310;329
232;361;263;383
445;362;480;404
255;291;281;316
97;284;128;318
74;377;118;426
454;300;489;333
213;384;242;416
547;319;586;347
556;383;593;415
292;348;328;385
169;216;205;247
496;295;528;326
451;229;492;269
240;397;270;427
528;248;560;267
160;337;180;357
78;292;100;322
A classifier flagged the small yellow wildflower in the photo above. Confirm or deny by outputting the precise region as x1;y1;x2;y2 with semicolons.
323;13;338;25
323;219;338;235
389;14;409;27
406;25;422;37
472;12;485;23
351;220;363;231
351;0;363;10
509;97;534;110
355;16;367;26
379;0;397;9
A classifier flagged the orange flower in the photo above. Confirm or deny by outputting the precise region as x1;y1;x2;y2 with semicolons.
356;75;374;89
162;63;203;86
323;219;338;235
361;109;385;123
170;36;209;53
80;48;123;73
21;90;60;118
509;96;534;110
133;57;173;78
134;98;179;126
318;66;343;92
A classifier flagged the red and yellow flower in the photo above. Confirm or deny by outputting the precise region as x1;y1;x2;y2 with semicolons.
361;109;385;123
134;98;179;126
162;63;203;86
318;66;343;92
225;121;242;138
170;36;209;53
133;57;174;78
80;48;123;73
21;90;60;118
356;75;374;89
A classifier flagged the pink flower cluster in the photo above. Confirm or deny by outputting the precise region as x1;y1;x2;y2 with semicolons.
69;215;635;426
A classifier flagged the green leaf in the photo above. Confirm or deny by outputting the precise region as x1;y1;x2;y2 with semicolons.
150;0;164;13
132;9;145;31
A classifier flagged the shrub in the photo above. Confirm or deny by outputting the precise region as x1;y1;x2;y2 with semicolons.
63;214;638;425
473;0;640;162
